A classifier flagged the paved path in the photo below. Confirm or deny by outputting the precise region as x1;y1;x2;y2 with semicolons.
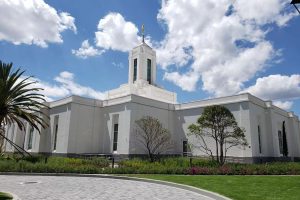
0;175;217;200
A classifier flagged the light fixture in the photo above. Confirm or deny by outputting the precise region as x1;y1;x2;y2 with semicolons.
291;0;300;14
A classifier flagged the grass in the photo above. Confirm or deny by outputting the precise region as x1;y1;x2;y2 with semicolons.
0;192;13;200
130;175;300;200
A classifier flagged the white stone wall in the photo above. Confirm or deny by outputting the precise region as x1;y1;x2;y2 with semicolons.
128;96;177;155
175;101;253;158
4;93;300;161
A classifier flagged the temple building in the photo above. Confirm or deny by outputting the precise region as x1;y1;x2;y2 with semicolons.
4;36;300;163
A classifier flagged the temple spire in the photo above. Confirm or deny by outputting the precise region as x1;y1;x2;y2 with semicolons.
141;24;145;43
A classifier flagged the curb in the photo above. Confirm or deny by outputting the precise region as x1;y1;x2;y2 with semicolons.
0;172;230;200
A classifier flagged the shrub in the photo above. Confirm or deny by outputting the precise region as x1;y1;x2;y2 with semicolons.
0;155;300;175
0;192;13;200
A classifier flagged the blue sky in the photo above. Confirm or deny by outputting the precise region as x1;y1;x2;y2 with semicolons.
0;0;300;114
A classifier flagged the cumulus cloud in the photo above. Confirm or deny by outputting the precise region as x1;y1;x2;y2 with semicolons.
95;12;140;52
201;42;274;96
0;0;76;47
22;71;105;102
74;12;154;58
244;74;300;101
53;71;105;100
273;101;293;110
156;0;295;97
163;72;199;92
72;40;104;59
234;0;296;27
112;62;124;69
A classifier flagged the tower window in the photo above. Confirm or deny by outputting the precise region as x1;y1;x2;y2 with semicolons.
133;59;137;82
27;126;34;150
147;59;151;84
113;123;119;151
53;115;59;151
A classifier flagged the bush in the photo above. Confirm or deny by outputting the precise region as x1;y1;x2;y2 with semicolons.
0;192;13;200
0;155;300;175
0;155;110;174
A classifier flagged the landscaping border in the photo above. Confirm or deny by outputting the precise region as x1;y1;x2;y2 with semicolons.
0;172;230;200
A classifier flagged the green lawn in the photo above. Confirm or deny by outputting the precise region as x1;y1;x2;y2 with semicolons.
0;192;13;200
131;175;300;200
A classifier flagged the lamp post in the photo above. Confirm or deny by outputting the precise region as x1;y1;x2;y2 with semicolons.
112;150;117;168
291;0;300;14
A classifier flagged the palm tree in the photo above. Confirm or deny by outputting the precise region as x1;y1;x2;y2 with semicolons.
0;61;48;155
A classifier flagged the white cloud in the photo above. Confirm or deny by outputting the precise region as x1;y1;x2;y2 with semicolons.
21;71;105;101
53;71;105;100
244;74;300;101
112;62;124;69
0;0;76;47
156;0;295;97
273;101;293;110
76;12;154;58
72;40;104;59
18;77;68;102
234;0;296;27
95;12;140;52
163;72;199;92
201;42;274;97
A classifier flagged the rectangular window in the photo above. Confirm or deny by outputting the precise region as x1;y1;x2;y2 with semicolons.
10;124;15;149
10;124;15;141
113;123;119;151
53;115;59;151
27;126;34;150
147;59;151;84
258;125;262;154
133;59;137;82
278;130;283;154
183;140;188;156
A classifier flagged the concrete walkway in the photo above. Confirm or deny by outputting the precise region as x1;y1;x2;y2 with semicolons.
0;175;227;200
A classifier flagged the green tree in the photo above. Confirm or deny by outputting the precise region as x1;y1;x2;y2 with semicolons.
0;61;48;156
188;105;247;165
135;116;172;162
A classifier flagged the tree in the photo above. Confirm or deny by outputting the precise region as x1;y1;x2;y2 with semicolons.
135;116;172;162
0;61;48;156
188;105;247;165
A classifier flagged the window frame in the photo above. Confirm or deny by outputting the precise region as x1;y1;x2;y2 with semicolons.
27;126;34;150
53;115;59;151
133;58;137;82
278;130;283;155
258;125;262;154
113;123;119;151
147;59;151;84
183;140;188;156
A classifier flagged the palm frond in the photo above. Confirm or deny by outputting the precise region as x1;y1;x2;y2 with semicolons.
0;61;49;138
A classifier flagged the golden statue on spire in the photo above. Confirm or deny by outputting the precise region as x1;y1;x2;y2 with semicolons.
141;24;145;43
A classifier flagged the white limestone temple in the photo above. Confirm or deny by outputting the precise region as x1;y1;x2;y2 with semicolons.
4;39;300;163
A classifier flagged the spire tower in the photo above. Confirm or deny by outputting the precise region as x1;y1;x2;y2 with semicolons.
141;24;145;43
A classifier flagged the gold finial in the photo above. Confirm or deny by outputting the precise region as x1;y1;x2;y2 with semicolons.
141;24;145;43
